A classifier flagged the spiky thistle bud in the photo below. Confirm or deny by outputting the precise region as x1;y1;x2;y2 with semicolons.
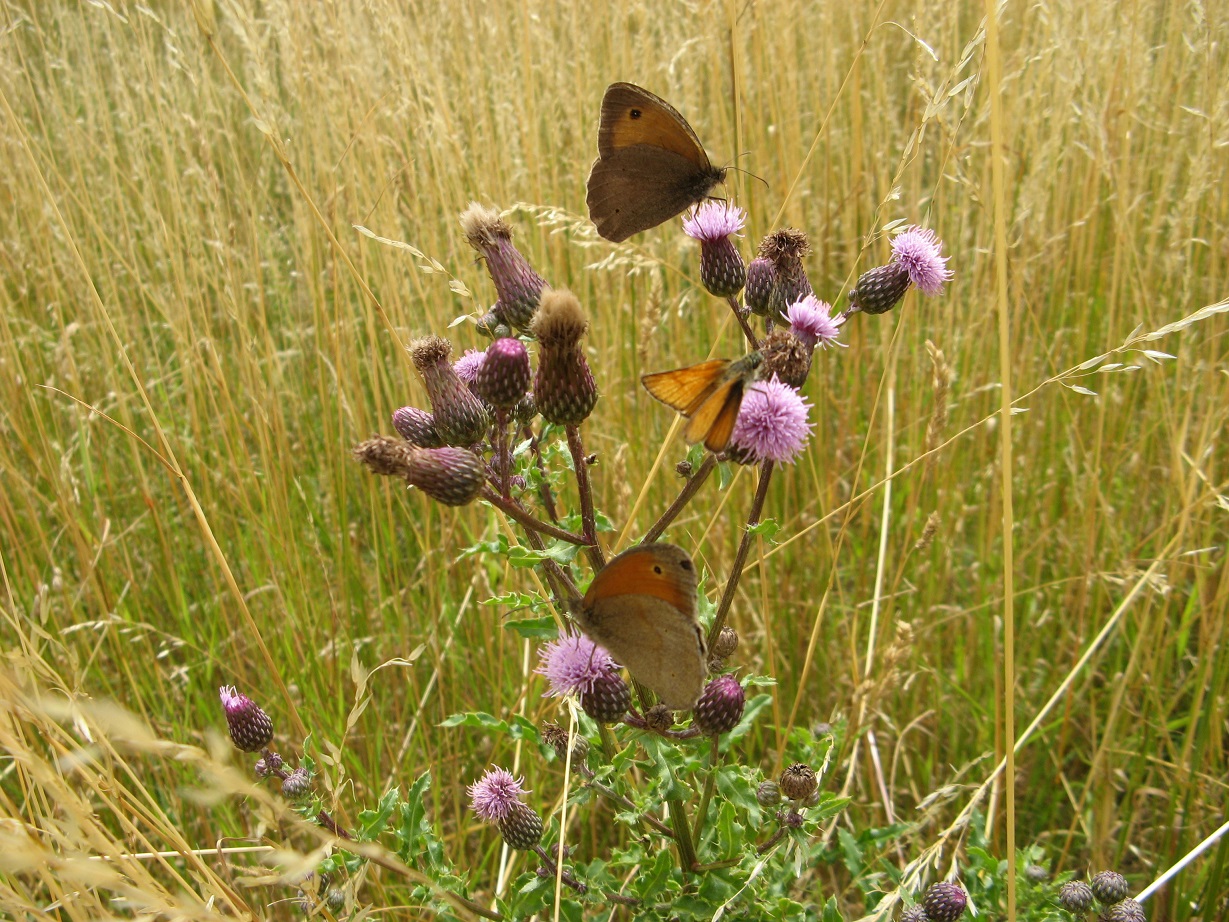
922;881;968;922
498;801;544;850
779;762;818;802
849;262;911;315
579;667;631;724
756;781;782;806
744;256;778;316
1059;880;1095;914
693;675;745;735
461;203;547;332
758;228;813;306
475;337;531;409
1025;864;1049;883
409;336;490;445
1091;871;1130;905
530;289;598;426
900;907;930;922
512;391;537;424
219;686;274;752
476;307;513;340
683;201;748;298
1099;899;1145;922
712;626;739;659
404;446;485;506
281;766;311;799
392;406;445;448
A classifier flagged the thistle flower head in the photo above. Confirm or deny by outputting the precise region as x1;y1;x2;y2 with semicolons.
692;675;746;735
530;289;598;425
392;406;444;448
467;766;529;822
730;376;813;464
475;337;532;408
536;630;617;697
744;256;779;316
922;881;968;922
785;295;845;350
409;335;490;445
460;203;547;331
219;685;274;752
779;762;818;801
452;349;486;387
685;201;749;298
890;225;952;296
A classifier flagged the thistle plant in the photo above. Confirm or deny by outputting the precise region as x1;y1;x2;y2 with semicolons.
221;199;967;918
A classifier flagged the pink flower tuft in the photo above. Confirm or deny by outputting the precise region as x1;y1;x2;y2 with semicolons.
730;376;813;464
890;226;953;296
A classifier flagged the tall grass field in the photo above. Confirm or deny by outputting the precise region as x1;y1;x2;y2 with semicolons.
1;0;1226;919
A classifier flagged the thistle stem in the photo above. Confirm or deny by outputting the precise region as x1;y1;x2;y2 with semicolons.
481;487;587;547
727;295;759;348
691;735;721;844
643;454;717;544
709;459;774;644
565;424;605;570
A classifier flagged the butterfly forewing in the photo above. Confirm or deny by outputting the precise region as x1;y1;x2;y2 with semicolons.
641;359;731;415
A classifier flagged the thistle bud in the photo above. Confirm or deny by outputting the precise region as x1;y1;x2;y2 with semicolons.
1090;871;1130;905
693;675;745;735
475;337;531;408
1059;880;1095;914
646;704;675;733
922;882;967;922
219;685;274;752
476;306;514;340
404;446;485;506
392;406;445;448
900;907;929;922
497;801;544;850
849;262;911;315
712;626;739;659
281;766;311;799
530;289;598;426
409;336;490;445
461;203;547;332
579;667;631;724
1100;898;1145;922
744;257;778;316
755;781;782;806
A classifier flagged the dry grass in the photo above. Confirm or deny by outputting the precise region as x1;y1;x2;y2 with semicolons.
1;0;1227;918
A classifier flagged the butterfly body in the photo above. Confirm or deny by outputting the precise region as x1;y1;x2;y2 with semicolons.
641;352;763;453
572;543;707;710
586;83;726;243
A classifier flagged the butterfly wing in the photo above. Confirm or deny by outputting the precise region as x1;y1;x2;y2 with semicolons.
587;83;726;242
641;359;731;415
576;544;707;710
683;378;745;452
597;83;711;164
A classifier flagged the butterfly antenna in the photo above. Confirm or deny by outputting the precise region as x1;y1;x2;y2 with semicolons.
725;161;770;192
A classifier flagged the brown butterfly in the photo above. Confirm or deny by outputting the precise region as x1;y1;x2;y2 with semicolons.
571;543;707;710
586;83;726;243
641;352;763;453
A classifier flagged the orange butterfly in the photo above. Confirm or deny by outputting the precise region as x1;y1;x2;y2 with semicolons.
641;352;763;453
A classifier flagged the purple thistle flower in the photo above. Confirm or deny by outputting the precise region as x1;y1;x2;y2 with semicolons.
890;225;953;296
452;349;486;386
684;201;748;297
683;200;747;241
536;630;617;697
785;295;845;350
467;767;529;823
730;376;813;464
219;685;274;752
